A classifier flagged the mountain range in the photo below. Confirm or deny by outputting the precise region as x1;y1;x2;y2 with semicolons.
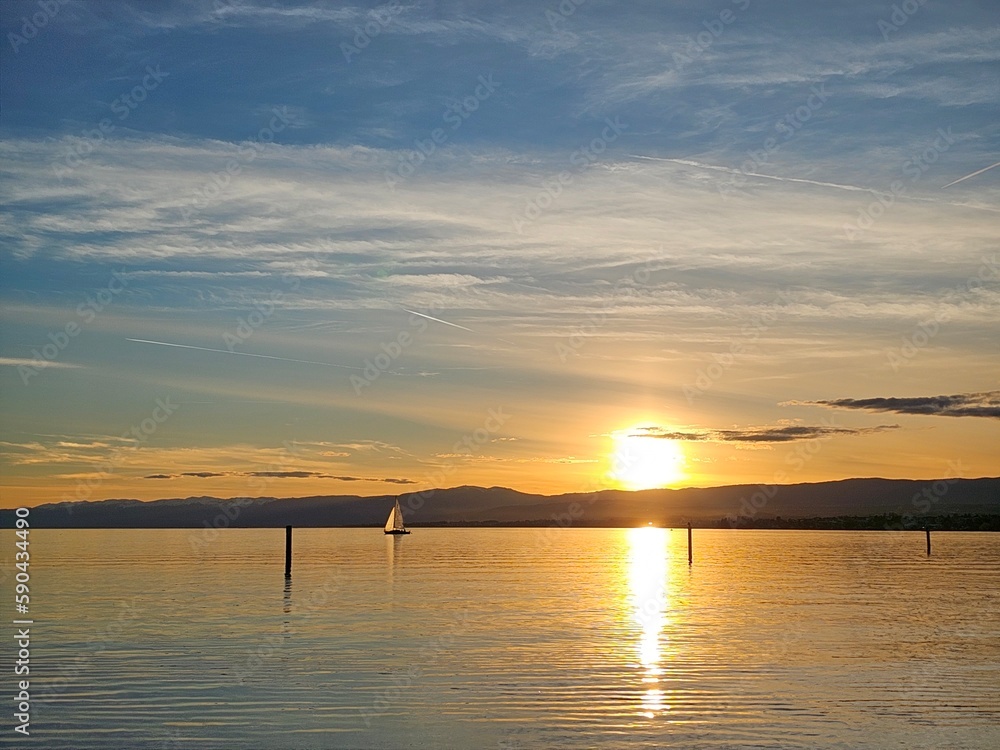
5;477;999;529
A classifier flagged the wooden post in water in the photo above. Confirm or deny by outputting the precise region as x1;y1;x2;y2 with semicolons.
687;521;693;565
925;526;931;556
285;525;292;577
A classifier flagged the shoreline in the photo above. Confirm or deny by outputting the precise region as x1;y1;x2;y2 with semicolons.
6;514;999;531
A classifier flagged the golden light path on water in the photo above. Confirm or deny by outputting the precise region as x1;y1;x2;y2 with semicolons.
16;529;1000;748
627;526;670;719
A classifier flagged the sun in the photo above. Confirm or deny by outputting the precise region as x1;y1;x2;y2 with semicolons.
610;427;686;490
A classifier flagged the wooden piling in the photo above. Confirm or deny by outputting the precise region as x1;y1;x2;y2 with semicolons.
925;526;931;556
687;521;692;565
285;525;292;577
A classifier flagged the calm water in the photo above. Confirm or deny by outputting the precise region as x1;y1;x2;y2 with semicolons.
4;528;999;749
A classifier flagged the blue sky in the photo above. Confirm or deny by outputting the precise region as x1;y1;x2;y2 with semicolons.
1;0;998;504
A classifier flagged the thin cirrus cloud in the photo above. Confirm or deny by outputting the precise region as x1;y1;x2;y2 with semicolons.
631;424;900;443
791;392;1000;420
0;357;83;369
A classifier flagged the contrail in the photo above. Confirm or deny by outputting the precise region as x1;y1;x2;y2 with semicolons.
941;161;1000;189
401;308;476;332
401;308;522;348
125;338;365;369
630;155;882;194
631;154;1000;212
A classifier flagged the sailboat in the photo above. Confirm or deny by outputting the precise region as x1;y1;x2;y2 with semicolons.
383;496;410;535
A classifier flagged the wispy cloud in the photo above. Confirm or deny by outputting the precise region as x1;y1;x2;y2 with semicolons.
0;357;83;369
791;392;1000;420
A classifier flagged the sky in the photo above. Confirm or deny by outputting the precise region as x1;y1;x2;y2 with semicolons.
1;0;998;507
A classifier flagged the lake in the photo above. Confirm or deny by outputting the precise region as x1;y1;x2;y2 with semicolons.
5;528;1000;749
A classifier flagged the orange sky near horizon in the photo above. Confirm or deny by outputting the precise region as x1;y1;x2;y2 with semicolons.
2;404;997;508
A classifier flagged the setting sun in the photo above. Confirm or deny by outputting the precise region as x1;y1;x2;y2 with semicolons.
610;427;686;490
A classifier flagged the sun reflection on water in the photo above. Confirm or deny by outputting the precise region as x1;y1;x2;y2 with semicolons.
628;527;670;718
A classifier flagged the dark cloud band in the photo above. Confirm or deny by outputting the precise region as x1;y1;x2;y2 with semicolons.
143;471;416;483
790;391;1000;419
631;424;898;443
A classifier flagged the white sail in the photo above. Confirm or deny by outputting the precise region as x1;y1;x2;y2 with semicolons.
384;498;406;532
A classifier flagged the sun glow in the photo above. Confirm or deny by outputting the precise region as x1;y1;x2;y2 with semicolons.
610;427;686;490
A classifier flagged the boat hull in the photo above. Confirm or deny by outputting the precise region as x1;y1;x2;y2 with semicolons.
384;529;410;535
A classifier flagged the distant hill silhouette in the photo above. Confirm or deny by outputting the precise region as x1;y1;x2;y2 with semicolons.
3;477;999;528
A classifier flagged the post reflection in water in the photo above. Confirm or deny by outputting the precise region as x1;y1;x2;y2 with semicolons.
281;576;293;641
627;527;670;719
